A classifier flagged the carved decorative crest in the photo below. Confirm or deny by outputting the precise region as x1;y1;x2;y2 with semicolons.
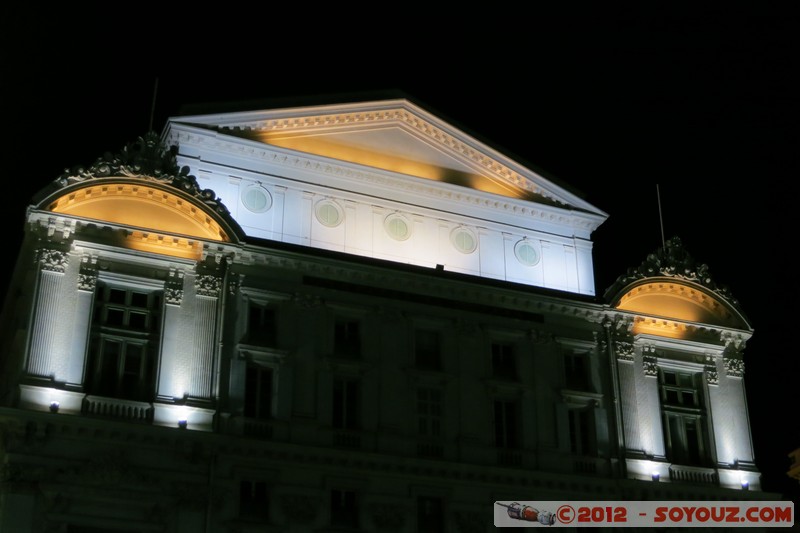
604;236;741;311
52;131;231;219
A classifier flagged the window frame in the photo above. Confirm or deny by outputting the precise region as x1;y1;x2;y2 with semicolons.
658;366;712;467
87;276;164;402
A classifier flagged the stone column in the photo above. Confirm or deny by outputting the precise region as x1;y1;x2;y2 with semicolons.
25;249;69;378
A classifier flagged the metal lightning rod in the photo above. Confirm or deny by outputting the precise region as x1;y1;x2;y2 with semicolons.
149;77;159;132
656;183;666;249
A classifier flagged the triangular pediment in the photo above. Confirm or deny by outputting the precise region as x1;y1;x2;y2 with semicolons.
170;99;604;215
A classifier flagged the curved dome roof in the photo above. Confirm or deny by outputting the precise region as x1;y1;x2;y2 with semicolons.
605;237;750;332
32;132;244;245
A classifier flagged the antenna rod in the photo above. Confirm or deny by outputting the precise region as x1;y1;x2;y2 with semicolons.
656;183;665;249
149;77;159;132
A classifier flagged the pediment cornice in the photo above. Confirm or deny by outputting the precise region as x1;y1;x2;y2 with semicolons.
167;126;605;235
168;99;605;216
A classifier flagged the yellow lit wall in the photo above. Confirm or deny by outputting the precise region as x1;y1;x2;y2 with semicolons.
615;280;745;336
259;133;529;199
48;183;230;242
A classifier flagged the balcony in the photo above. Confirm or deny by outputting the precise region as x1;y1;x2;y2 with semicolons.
82;395;153;423
669;464;719;485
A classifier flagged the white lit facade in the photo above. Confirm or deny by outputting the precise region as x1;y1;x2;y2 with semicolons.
0;99;769;532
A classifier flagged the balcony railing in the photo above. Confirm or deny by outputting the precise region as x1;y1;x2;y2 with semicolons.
82;395;153;422
669;464;719;485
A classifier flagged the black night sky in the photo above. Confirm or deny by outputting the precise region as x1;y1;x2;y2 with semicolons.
2;5;797;501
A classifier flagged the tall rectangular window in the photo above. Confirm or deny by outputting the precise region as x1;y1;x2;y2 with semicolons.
246;302;276;346
244;364;273;419
415;329;442;371
330;489;358;529
417;387;442;439
491;341;516;380
493;399;519;449
239;480;269;521
660;369;710;466
88;284;161;401
568;408;596;456
334;318;361;359
332;378;360;430
564;352;589;390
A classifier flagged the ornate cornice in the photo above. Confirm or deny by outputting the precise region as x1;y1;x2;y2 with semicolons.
168;130;603;233
212;108;568;206
604;236;743;315
234;246;606;325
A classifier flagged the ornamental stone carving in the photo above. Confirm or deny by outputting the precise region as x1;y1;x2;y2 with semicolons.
615;341;635;362
642;347;658;377
38;249;68;273
78;254;98;291
52;132;232;219
165;288;183;305
195;275;221;298
721;331;747;351
228;274;243;296
604;236;742;313
724;357;745;378
166;269;185;305
704;356;719;386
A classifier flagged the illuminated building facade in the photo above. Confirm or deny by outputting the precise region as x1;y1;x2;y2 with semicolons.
0;100;768;531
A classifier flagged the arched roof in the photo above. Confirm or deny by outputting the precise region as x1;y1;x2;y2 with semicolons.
32;132;244;245
605;237;750;332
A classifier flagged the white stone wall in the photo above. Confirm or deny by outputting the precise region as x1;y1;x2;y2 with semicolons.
188;161;597;296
